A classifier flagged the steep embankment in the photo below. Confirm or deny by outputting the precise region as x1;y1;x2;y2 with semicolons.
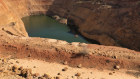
0;31;140;70
0;0;140;78
0;29;140;79
0;0;54;37
46;0;140;51
0;0;140;51
0;0;27;36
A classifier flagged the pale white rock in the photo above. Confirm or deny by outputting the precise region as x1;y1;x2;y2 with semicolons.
57;40;68;45
79;43;87;47
59;18;67;24
47;39;57;43
71;42;80;47
52;15;60;20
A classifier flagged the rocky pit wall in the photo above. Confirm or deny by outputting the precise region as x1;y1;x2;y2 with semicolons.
0;0;140;71
47;0;140;51
0;0;140;51
0;0;54;37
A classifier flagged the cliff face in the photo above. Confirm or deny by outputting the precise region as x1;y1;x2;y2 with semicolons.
47;0;140;51
0;0;27;36
0;0;53;36
0;0;140;51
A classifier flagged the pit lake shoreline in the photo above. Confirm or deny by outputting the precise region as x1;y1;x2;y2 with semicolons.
22;15;89;43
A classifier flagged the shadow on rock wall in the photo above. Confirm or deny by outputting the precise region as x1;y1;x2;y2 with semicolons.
45;0;140;51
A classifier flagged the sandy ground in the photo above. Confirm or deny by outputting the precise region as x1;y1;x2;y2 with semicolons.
8;58;139;79
0;31;140;71
0;31;140;79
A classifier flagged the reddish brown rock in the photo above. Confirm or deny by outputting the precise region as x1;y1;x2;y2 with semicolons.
0;0;140;51
47;0;140;51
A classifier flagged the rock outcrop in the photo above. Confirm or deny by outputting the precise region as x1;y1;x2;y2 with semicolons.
0;0;27;37
0;0;54;37
47;0;140;51
0;0;140;51
0;0;140;75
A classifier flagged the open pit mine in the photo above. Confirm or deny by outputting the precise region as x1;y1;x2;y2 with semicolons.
0;0;140;79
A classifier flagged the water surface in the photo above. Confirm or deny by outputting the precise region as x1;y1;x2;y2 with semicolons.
22;16;89;43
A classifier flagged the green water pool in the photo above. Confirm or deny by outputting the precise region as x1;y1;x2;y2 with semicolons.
22;15;89;43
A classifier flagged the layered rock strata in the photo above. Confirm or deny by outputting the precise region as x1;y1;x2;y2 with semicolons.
0;0;140;50
47;0;140;51
0;1;140;72
0;31;140;70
